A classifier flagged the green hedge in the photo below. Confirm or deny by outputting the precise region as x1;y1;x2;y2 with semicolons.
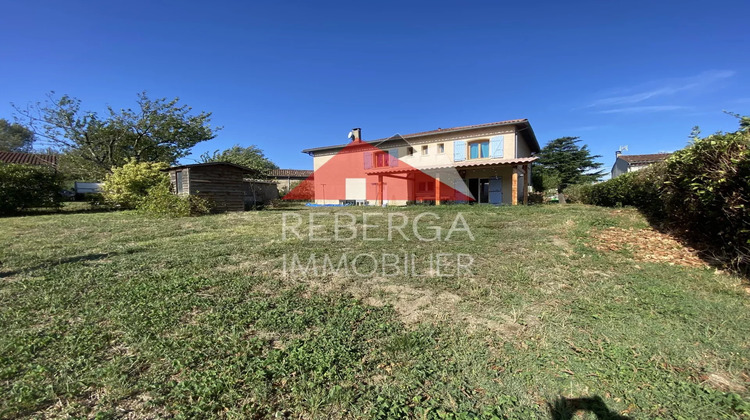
0;164;63;215
586;126;750;270
660;128;750;262
562;183;593;204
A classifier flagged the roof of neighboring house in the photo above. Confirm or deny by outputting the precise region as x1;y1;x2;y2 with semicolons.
269;169;314;178
302;119;540;154
0;151;58;167
618;153;672;165
164;162;259;173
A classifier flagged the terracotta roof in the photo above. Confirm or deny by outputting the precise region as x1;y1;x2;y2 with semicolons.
302;119;540;154
0;151;58;167
269;169;313;178
394;119;527;138
619;153;671;165
366;157;538;175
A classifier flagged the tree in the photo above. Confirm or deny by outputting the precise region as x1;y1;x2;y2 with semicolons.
531;170;561;193
200;145;278;177
0;119;34;152
14;92;219;173
534;136;603;201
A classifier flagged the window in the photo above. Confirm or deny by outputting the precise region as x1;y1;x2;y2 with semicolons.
373;151;389;168
418;181;435;193
175;171;183;194
407;146;415;156
468;140;489;159
422;145;429;156
437;143;445;154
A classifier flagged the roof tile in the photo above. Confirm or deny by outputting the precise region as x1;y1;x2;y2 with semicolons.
269;169;313;178
0;151;58;167
619;153;671;164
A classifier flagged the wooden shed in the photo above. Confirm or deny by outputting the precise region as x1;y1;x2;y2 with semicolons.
165;162;261;212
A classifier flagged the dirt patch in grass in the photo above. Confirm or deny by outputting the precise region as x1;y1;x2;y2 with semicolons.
701;372;747;393
363;284;461;324
591;227;707;268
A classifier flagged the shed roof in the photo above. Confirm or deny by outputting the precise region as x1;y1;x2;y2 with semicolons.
0;151;58;167
302;119;540;155
164;162;259;174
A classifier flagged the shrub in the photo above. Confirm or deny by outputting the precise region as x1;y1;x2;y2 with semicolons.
588;166;663;210
660;129;750;265
562;184;593;204
101;160;169;208
137;183;213;217
531;170;560;194
0;164;62;215
527;192;545;204
588;123;750;270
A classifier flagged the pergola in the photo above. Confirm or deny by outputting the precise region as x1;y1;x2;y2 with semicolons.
366;156;537;205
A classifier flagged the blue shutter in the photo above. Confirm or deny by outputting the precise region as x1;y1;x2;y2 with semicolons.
454;141;466;162
490;135;504;158
388;148;399;167
363;151;372;169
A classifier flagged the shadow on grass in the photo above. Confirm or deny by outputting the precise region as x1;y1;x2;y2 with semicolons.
0;252;112;278
637;210;749;278
548;396;631;419
13;206;118;217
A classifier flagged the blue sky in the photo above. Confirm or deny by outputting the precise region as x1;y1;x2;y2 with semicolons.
1;0;748;175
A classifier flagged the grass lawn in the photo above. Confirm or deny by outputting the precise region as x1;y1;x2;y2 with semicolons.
1;204;749;419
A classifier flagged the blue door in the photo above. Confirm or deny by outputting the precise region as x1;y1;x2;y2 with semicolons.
489;177;502;204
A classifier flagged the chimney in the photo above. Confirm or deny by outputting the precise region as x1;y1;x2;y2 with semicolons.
615;150;622;158
351;128;362;143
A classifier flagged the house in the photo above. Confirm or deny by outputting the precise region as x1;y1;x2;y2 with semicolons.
0;151;57;167
269;169;314;193
164;162;277;212
610;152;671;178
295;119;540;205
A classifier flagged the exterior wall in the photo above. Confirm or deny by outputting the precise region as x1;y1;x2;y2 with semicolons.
628;164;649;173
611;158;630;178
270;176;309;194
186;166;247;212
516;132;531;158
313;154;334;171
244;181;278;207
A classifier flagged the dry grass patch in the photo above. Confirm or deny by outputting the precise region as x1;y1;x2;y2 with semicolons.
591;226;707;268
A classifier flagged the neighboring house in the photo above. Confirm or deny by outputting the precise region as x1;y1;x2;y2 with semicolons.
269;168;314;192
610;152;672;178
164;162;277;212
0;151;58;167
298;119;540;205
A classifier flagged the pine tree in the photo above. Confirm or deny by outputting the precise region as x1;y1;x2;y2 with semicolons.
534;137;603;200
